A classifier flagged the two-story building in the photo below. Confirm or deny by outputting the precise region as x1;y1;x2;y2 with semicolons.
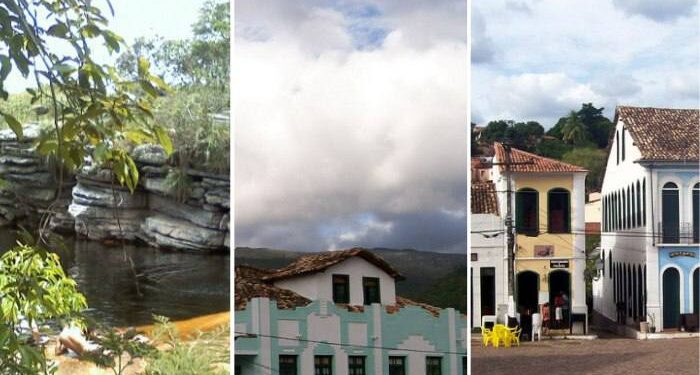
491;143;588;330
234;248;468;375
592;106;699;332
470;179;507;329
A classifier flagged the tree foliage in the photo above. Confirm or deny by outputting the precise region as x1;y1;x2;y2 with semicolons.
562;147;607;192
0;244;88;374
0;0;173;193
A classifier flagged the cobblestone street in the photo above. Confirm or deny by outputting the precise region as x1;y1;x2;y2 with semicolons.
472;336;699;375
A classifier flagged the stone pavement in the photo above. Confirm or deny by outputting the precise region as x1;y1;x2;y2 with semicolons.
471;334;699;375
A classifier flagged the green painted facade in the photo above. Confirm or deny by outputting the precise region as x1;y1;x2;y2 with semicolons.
235;298;468;375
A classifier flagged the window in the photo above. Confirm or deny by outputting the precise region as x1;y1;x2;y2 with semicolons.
462;357;468;375
362;277;380;305
315;356;332;375
516;188;539;235
348;356;365;375
642;179;646;225
608;251;612;279
621;127;626;161
661;182;680;243
388;357;406;375
548;188;570;233
332;275;350;304
426;357;442;375
602;251;605;277
693;183;699;243
280;355;298;375
636;180;642;227
627;186;632;229
631;184;636;228
616;130;620;164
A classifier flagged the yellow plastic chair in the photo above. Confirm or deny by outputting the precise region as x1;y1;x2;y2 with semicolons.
481;327;494;347
509;327;522;347
493;325;510;348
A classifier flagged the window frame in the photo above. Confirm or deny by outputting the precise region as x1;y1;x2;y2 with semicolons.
426;356;442;375
279;355;298;375
314;355;333;375
515;188;539;235
332;274;350;304
362;277;381;305
348;356;366;375
388;356;406;375
547;188;571;233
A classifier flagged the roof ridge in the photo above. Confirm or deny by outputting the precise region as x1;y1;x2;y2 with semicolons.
494;142;588;172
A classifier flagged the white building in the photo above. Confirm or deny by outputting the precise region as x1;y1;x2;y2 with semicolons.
593;106;699;332
470;181;507;329
235;248;468;375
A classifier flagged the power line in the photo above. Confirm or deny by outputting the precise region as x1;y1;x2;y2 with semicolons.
233;331;468;356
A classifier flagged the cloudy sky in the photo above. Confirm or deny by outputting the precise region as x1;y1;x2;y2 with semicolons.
472;0;699;127
235;0;468;253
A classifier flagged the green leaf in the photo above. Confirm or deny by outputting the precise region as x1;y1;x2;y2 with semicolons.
80;24;101;38
53;62;75;75
47;23;69;38
155;127;173;156
102;31;123;53
1;112;22;140
0;55;11;81
137;56;150;77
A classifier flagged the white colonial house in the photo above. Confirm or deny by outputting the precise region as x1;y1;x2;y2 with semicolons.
593;106;700;333
470;179;507;329
235;248;468;375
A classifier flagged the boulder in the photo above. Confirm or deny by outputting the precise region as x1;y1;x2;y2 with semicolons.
132;144;168;166
72;182;147;209
148;194;223;229
139;215;226;251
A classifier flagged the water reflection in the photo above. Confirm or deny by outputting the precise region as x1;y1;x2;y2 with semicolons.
0;230;229;327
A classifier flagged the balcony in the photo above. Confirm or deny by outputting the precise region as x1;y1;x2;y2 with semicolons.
657;222;699;245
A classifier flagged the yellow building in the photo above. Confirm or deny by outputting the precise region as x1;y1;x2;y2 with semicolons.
492;143;588;332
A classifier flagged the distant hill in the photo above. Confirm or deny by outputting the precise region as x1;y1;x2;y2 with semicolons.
235;247;468;312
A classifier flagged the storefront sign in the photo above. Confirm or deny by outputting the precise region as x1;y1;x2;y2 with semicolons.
535;245;554;257
550;260;569;269
669;251;696;258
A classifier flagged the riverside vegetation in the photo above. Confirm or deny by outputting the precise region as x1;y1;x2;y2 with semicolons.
0;0;230;373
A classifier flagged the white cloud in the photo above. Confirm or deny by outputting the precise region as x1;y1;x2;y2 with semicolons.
235;1;467;252
473;0;699;126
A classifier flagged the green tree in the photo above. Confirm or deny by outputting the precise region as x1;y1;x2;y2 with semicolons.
562;147;607;192
0;244;88;374
561;111;588;146
481;120;510;143
536;137;572;159
0;0;173;193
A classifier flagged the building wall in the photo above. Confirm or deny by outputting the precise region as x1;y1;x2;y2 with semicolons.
273;257;398;306
510;173;587;315
235;298;468;375
470;213;507;328
593;117;700;331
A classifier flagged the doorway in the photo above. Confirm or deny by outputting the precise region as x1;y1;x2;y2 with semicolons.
549;270;571;328
662;267;681;329
516;271;539;314
693;268;698;315
480;267;496;316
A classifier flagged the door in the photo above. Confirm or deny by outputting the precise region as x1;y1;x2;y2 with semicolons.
517;271;539;314
662;268;681;329
693;268;699;315
480;267;496;316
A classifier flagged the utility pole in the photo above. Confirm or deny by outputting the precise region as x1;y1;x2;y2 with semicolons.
503;143;515;317
490;142;533;319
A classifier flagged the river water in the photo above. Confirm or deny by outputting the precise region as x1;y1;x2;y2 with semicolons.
0;230;230;327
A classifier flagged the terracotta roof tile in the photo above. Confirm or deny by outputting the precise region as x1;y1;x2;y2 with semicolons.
616;106;699;162
261;248;404;282
235;265;444;316
234;266;311;311
471;182;499;215
494;142;588;173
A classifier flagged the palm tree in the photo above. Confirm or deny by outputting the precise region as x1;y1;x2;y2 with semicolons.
562;111;586;145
